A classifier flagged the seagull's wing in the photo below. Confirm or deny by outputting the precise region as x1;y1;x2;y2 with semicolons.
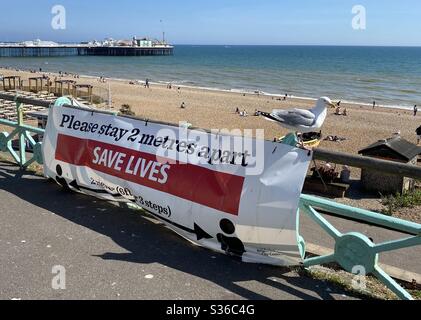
271;109;316;126
291;108;315;119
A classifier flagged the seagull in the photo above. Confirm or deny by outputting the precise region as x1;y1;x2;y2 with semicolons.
259;97;335;133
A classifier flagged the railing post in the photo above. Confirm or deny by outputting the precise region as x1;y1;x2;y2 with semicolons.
16;100;26;168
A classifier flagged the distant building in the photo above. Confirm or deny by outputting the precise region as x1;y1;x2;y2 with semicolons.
136;38;153;47
358;136;421;194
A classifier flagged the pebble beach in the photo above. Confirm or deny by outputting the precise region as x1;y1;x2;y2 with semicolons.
1;67;419;157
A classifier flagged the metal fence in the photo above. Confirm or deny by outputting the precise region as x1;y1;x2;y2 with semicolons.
0;93;47;167
298;194;420;300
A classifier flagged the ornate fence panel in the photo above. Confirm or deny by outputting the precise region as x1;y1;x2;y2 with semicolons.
298;194;420;300
0;95;46;167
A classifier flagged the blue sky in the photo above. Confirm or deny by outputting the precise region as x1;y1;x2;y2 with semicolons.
1;0;420;46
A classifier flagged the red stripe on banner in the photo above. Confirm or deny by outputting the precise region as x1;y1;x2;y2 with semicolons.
55;134;244;215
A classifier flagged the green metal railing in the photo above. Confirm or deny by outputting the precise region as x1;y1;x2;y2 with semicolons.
297;194;420;300
0;95;420;299
285;133;420;300
0;96;45;167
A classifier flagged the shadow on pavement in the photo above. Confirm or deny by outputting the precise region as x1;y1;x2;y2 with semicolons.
0;162;361;300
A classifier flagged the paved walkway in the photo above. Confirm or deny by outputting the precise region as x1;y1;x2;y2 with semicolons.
0;162;360;300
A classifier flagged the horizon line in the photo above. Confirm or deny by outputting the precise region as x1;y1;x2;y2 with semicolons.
174;44;421;48
2;40;421;48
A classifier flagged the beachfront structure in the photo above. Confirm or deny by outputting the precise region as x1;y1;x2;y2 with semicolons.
74;84;93;103
0;38;174;57
358;136;421;194
54;79;76;96
1;74;100;103
2;75;21;90
28;76;47;93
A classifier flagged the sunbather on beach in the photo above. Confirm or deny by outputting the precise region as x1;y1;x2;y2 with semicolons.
335;106;341;115
416;125;421;144
324;135;346;142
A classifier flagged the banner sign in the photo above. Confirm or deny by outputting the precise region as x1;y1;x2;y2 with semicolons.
42;104;312;266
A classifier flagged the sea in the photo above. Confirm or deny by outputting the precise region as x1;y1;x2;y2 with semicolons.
1;45;421;110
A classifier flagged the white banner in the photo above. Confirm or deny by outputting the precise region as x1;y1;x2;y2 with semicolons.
42;104;312;266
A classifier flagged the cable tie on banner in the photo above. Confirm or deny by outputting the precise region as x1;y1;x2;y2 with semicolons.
272;146;277;154
145;119;149;126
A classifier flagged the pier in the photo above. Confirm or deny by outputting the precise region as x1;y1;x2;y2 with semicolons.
0;45;174;57
0;38;174;57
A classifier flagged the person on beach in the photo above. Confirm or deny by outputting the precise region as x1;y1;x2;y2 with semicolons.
335;106;341;115
416;125;421;144
180;102;186;109
145;78;150;88
254;109;260;116
373;100;376;109
337;100;341;107
235;107;240;114
414;105;417;116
